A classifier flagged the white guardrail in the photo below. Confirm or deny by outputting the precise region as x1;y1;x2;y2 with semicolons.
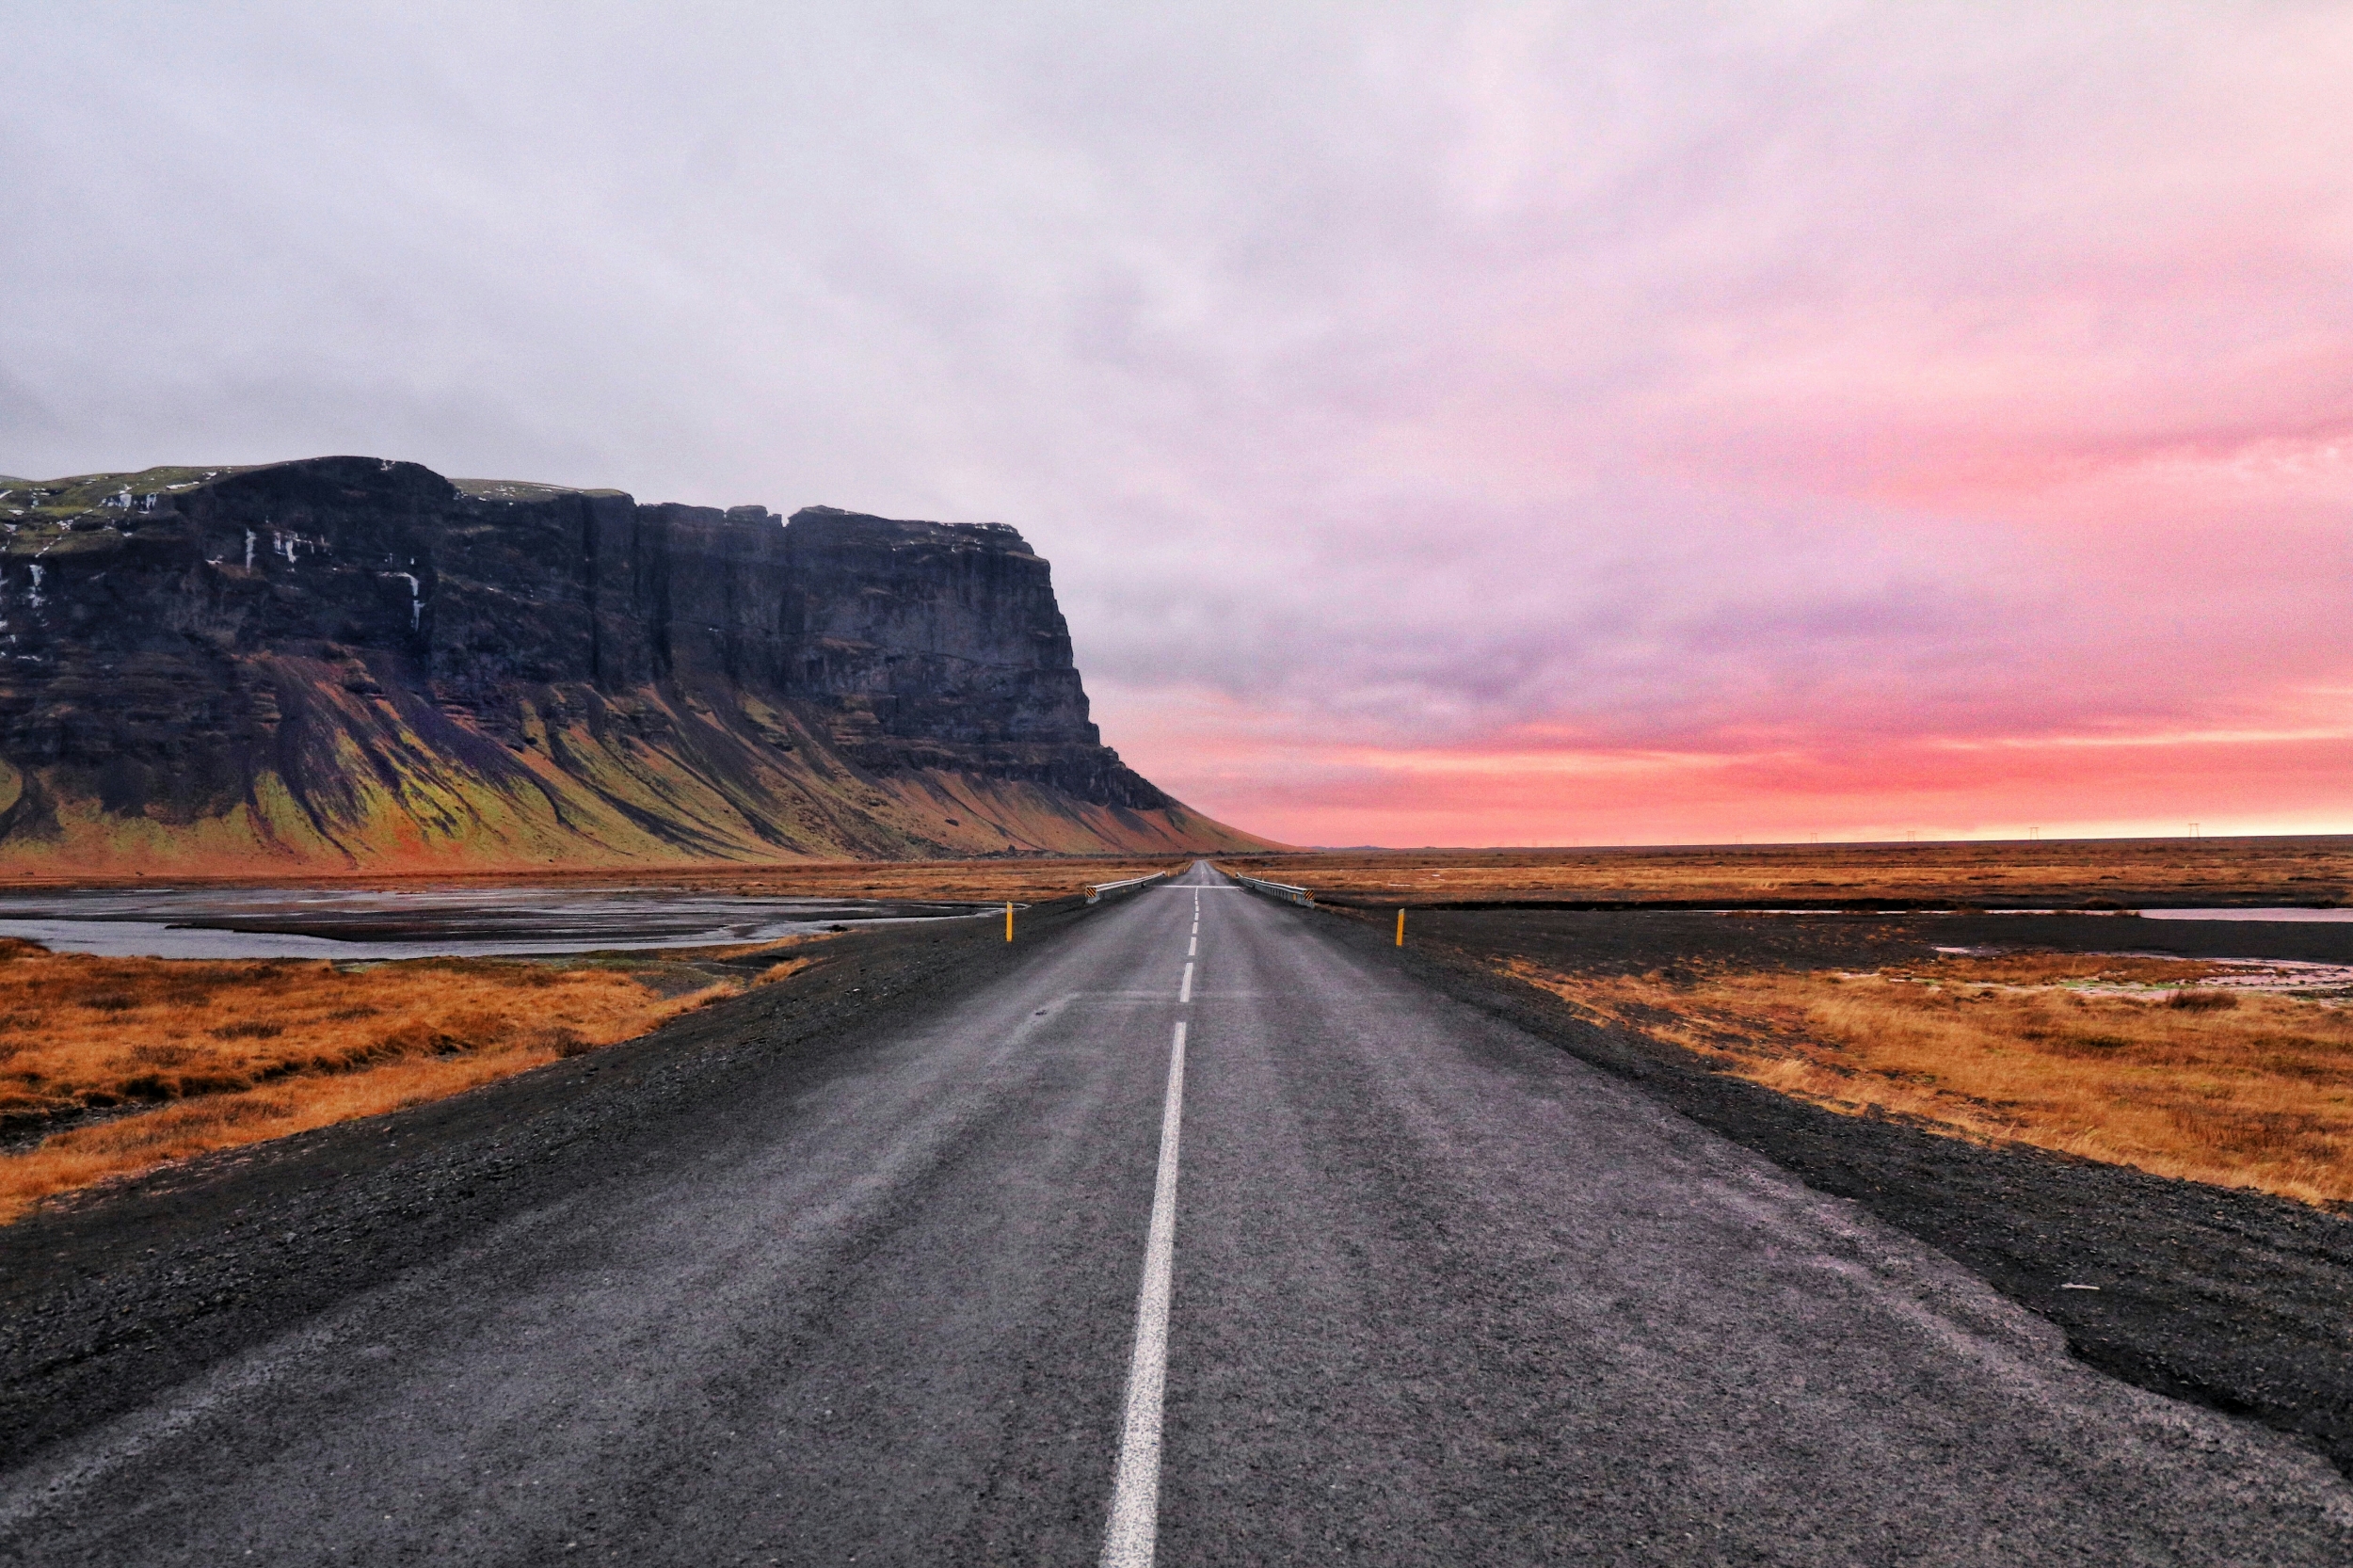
1230;872;1316;906
1086;871;1171;904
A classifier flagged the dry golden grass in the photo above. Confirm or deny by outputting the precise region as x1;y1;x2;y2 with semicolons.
753;955;818;987
0;856;1177;1223
1513;952;2353;1205
0;940;794;1224
1222;836;2353;908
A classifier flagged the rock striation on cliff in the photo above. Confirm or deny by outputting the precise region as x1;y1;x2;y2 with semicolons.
0;456;1263;871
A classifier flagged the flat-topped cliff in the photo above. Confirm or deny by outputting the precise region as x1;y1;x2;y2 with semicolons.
0;456;1264;871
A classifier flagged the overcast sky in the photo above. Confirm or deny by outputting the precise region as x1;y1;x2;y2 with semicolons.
6;2;2350;845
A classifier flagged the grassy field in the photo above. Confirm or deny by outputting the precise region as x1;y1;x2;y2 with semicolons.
1511;950;2353;1206
0;938;823;1224
0;858;1193;1223
1222;836;2353;907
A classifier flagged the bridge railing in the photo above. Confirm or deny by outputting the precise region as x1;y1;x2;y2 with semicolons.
1230;872;1315;907
1086;872;1170;904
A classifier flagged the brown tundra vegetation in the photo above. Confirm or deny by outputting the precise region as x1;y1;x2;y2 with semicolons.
1515;952;2353;1206
0;938;818;1224
1223;835;2353;907
0;859;1185;1224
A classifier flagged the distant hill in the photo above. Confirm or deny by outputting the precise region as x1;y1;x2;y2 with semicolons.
0;456;1273;872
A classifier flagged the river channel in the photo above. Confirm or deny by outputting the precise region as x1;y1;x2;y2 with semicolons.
0;886;990;961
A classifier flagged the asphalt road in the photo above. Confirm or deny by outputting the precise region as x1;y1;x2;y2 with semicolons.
6;863;2351;1564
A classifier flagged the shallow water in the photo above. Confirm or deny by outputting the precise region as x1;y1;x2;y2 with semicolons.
0;886;989;961
2141;907;2353;923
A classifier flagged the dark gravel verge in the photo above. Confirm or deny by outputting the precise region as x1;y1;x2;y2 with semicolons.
1298;898;2353;1477
0;894;1112;1464
1369;904;2353;970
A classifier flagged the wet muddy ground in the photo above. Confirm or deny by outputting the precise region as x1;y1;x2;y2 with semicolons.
0;885;985;960
1398;906;2353;975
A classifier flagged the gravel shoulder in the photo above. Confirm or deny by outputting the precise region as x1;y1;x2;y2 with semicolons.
1316;901;2353;1478
0;896;1104;1463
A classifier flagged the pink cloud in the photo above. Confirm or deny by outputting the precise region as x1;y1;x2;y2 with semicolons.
6;6;2350;848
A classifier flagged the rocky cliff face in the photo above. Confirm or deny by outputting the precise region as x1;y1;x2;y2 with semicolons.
0;456;1262;871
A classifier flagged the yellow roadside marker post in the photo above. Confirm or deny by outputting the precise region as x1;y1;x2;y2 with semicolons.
1396;907;1405;947
1006;902;1015;942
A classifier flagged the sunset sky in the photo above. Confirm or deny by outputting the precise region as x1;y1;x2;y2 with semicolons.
6;4;2349;847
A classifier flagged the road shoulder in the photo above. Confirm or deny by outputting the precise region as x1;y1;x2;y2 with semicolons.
1285;896;2353;1480
0;896;1110;1462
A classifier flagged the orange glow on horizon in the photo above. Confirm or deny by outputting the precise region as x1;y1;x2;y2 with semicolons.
1104;690;2353;849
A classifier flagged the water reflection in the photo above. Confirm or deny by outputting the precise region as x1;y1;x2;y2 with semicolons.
2140;907;2353;923
0;886;987;960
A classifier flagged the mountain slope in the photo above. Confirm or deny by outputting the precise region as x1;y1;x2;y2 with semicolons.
0;457;1270;872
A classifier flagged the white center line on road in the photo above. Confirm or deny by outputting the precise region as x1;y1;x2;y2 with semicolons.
1178;963;1193;1003
1100;1020;1187;1568
1187;936;1196;956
